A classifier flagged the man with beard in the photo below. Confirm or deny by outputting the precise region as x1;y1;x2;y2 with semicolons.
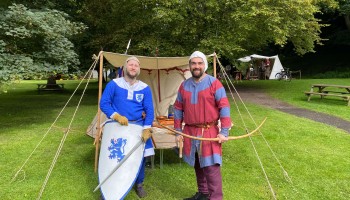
100;56;154;198
174;51;231;200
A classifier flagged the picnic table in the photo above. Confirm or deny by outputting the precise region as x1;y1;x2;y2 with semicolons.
37;84;65;94
304;84;350;106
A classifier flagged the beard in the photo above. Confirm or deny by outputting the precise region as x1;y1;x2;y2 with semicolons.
191;68;204;79
125;70;139;79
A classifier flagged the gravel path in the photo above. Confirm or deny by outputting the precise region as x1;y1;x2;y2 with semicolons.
233;86;350;133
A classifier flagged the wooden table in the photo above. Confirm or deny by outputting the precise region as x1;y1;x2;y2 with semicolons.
151;127;178;169
304;84;350;106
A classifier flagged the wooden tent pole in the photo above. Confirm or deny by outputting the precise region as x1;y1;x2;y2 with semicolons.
94;51;104;172
213;52;217;78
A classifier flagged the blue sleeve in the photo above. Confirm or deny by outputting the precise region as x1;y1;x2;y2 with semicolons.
174;86;184;132
143;86;154;128
100;81;117;118
220;128;229;136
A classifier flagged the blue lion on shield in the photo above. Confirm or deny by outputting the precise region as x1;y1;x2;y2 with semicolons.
108;138;127;161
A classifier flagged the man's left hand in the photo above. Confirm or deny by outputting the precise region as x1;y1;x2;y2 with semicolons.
217;133;228;144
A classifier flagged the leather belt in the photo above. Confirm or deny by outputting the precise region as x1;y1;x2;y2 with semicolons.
186;121;218;129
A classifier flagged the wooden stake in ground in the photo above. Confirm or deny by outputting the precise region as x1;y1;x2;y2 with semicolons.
94;52;104;172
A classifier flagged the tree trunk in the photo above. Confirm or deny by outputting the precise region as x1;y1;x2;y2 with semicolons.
345;15;350;31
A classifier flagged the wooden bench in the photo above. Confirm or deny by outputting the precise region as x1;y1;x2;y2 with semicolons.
37;84;64;94
290;70;302;79
248;75;258;80
322;90;349;94
304;91;350;106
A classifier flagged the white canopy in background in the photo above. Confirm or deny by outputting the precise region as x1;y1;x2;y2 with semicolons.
237;56;252;62
237;54;284;79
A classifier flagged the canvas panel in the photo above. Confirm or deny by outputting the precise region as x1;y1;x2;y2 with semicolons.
103;52;190;70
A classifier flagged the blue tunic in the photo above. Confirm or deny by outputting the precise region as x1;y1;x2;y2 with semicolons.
100;78;155;157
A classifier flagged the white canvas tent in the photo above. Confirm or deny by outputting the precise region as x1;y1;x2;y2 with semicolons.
238;54;284;79
86;51;215;138
101;51;216;116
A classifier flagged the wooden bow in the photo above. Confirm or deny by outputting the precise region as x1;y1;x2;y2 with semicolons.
158;117;267;141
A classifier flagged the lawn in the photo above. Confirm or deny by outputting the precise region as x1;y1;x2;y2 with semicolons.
232;78;350;121
0;79;349;200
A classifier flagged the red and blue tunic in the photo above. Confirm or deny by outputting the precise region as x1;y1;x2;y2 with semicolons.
174;75;231;168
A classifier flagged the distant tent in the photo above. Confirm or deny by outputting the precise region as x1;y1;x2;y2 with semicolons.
237;54;284;79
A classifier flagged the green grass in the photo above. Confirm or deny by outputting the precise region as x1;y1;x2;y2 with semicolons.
232;79;350;121
1;79;350;199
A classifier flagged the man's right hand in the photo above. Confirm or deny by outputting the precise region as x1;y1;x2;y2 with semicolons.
113;113;128;126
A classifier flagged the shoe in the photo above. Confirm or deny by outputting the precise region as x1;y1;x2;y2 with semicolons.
136;183;147;198
145;157;152;168
183;192;209;200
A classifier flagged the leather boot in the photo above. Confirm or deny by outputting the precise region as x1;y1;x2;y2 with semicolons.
183;192;209;200
136;183;147;198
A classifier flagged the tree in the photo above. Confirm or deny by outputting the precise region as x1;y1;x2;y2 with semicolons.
74;0;339;66
0;3;86;90
0;0;341;89
337;0;350;30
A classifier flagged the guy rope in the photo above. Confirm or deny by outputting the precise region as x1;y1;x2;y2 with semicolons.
212;53;295;199
11;52;102;199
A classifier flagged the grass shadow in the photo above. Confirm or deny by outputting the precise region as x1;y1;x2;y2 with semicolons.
0;80;100;131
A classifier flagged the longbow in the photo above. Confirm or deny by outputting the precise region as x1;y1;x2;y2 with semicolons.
158;117;267;141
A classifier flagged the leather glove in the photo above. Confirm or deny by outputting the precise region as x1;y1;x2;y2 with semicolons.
112;113;128;126
142;128;153;142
